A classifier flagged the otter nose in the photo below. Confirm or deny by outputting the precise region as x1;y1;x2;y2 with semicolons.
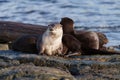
50;28;54;31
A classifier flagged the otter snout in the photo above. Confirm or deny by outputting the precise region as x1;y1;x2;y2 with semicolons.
49;28;54;31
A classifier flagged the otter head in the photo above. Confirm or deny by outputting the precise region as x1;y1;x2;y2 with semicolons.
60;17;74;35
48;23;63;37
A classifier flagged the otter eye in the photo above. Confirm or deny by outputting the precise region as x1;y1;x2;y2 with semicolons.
48;24;55;27
51;24;55;27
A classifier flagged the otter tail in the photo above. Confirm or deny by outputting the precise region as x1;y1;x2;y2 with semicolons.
81;47;120;55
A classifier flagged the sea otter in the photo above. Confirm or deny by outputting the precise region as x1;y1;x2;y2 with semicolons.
60;17;120;55
37;23;63;56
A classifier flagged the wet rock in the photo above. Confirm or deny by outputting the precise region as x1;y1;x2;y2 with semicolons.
0;50;120;80
0;56;20;69
0;63;75;80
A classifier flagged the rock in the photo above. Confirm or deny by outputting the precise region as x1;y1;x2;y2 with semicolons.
0;63;75;80
0;56;20;69
0;50;120;80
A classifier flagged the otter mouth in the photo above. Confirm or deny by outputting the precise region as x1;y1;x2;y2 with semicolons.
49;28;54;31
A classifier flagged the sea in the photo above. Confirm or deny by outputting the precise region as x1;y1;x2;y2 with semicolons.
0;0;120;47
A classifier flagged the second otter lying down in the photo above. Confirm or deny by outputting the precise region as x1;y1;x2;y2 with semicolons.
12;34;39;53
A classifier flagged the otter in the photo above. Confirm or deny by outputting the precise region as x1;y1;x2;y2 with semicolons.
62;34;81;53
75;30;108;50
62;34;82;57
11;34;39;53
60;17;120;55
37;23;63;56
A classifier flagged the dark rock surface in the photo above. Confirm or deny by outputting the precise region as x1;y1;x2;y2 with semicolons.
0;63;75;80
0;50;120;80
0;50;76;80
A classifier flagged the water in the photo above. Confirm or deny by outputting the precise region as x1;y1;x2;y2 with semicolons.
0;0;120;46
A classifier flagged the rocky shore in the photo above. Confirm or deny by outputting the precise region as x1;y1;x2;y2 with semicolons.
0;48;120;80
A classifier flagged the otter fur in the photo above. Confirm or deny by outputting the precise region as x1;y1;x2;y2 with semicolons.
60;17;99;49
62;34;81;53
37;23;63;56
11;34;39;53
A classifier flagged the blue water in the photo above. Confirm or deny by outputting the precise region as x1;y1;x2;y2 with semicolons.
0;0;120;46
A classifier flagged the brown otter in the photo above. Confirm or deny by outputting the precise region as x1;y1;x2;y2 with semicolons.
62;34;82;56
62;34;81;53
37;23;63;56
11;34;39;53
75;30;108;50
60;17;99;49
60;17;120;55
